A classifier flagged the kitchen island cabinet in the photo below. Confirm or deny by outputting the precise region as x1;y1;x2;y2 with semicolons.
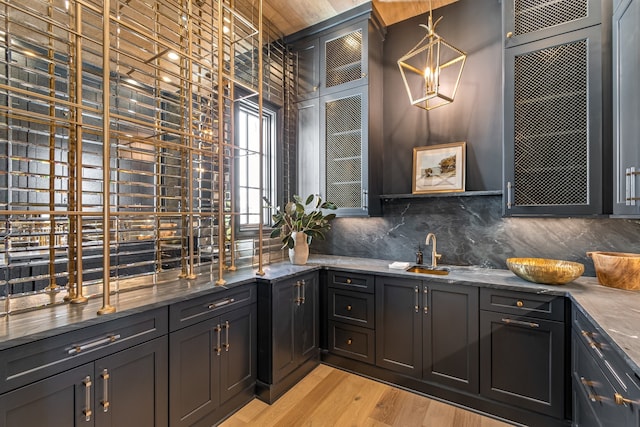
256;271;319;403
0;309;168;427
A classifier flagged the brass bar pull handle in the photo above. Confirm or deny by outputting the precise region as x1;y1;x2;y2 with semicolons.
208;298;235;309
501;318;539;328
414;286;419;313
507;181;513;209
632;166;637;206
423;287;428;314
69;334;121;355
101;369;110;412
580;377;598;402
300;279;306;304
294;281;302;305
581;330;604;358
215;324;222;355
614;392;634;406
83;376;92;421
223;321;230;351
626;168;632;206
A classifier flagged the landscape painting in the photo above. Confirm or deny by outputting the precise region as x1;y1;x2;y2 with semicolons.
412;142;466;194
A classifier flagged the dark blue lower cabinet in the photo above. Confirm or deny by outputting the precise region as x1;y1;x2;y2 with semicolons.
0;337;168;427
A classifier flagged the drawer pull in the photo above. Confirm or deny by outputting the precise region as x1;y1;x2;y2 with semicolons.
346;305;352;311
501;318;539;328
614;392;634;406
69;334;121;355
580;377;599;402
347;338;353;345
208;298;235;309
100;369;110;413
581;330;604;358
83;376;93;421
516;300;524;308
346;278;352;284
414;286;419;313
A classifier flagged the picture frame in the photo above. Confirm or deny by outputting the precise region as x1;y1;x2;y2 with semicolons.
412;142;466;194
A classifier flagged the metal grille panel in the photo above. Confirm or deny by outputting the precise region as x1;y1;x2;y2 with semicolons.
325;30;362;88
514;0;588;36
513;39;588;206
325;95;362;208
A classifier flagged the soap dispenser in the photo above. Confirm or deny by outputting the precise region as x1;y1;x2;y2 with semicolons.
416;245;423;265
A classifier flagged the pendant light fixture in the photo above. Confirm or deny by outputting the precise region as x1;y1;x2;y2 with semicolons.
397;0;466;110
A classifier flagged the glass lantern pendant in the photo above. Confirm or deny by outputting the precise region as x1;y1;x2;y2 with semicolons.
397;3;466;110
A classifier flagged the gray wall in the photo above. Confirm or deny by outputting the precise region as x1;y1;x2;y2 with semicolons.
312;0;640;276
383;0;503;194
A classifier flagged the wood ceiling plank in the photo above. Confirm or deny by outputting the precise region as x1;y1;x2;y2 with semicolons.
263;0;459;36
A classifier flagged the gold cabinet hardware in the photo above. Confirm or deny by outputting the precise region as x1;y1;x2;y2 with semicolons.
347;338;353;345
214;324;222;355
614;392;634;406
208;298;235;309
414;286;419;313
506;31;513;38
516;300;524;308
346;278;352;284
100;369;110;412
222;321;230;351
580;377;600;402
346;305;352;311
502;318;539;328
83;376;93;421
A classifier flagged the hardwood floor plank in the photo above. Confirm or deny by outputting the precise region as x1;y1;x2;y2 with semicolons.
220;366;515;427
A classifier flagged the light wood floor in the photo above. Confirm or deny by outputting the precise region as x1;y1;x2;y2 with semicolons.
220;365;515;427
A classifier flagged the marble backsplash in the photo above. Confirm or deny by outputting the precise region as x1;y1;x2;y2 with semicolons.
311;195;640;277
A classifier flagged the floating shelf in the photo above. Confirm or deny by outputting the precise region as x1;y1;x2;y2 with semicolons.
380;190;503;202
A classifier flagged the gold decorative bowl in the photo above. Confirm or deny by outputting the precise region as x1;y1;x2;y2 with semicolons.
506;258;584;285
587;251;640;290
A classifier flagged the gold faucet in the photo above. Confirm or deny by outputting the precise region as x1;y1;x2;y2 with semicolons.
425;233;442;267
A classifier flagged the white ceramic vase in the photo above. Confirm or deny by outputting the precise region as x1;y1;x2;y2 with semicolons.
288;231;309;265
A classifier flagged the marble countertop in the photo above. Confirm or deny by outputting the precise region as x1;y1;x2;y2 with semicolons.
1;254;639;379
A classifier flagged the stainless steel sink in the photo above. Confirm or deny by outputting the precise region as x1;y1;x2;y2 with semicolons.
405;265;450;276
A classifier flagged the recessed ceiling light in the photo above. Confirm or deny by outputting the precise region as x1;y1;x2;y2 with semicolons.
162;76;172;83
167;51;180;61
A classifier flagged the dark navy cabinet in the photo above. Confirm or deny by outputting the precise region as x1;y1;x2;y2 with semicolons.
375;276;479;392
503;0;610;216
572;307;640;426
168;286;257;427
479;289;566;419
257;271;319;403
612;0;640;216
0;310;169;427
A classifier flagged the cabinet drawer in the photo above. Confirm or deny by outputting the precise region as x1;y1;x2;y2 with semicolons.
0;307;168;394
328;288;374;328
327;270;374;293
573;308;640;395
572;331;639;426
170;283;256;331
480;288;564;321
328;321;374;364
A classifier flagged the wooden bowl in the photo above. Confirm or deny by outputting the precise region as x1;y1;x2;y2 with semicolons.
587;251;640;290
506;257;584;285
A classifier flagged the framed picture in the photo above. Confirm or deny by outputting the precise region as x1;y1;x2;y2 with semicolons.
412;142;466;194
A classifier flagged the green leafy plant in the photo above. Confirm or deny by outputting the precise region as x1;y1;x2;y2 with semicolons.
269;194;337;249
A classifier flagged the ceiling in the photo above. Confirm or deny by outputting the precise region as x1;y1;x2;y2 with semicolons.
262;0;459;36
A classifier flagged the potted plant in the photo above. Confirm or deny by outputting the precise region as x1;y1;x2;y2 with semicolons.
270;194;337;265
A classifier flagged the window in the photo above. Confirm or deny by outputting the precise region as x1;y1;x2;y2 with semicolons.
235;100;277;229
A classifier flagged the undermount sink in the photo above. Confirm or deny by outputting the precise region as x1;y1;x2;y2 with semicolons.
405;265;450;276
